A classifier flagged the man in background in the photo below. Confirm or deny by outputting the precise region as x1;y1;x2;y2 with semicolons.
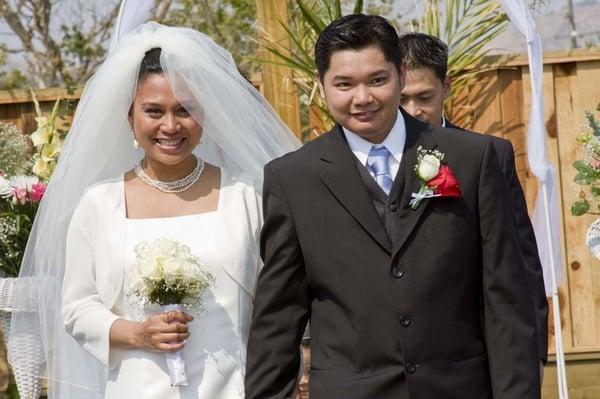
398;32;549;372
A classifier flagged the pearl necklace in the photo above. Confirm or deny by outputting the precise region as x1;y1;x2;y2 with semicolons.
134;157;205;193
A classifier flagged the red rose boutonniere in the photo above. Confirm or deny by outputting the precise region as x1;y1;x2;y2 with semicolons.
409;146;462;210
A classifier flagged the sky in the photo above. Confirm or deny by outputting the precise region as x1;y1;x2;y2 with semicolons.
1;0;599;68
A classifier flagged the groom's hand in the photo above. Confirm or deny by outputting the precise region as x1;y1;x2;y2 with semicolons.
140;311;193;352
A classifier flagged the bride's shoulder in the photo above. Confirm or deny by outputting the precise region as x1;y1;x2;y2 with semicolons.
220;167;260;194
83;175;123;198
76;174;124;209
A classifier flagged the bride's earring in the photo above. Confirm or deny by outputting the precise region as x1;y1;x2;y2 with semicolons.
132;130;140;149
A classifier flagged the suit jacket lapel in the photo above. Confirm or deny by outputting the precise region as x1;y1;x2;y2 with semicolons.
390;112;437;258
320;125;392;254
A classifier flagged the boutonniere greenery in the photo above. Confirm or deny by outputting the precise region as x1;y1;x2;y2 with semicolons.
409;146;462;210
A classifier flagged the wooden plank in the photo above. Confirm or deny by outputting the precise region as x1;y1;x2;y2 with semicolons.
255;0;301;138
468;69;503;137
575;61;600;350
476;47;600;69
542;352;600;398
0;87;81;105
445;87;474;129
554;60;600;350
497;68;525;152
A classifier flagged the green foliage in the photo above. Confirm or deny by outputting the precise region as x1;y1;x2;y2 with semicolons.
160;0;259;76
0;0;120;88
573;160;600;185
59;24;108;86
417;0;508;99
0;45;28;90
585;110;600;136
571;199;590;217
0;207;36;277
261;0;368;136
571;105;600;216
6;382;20;399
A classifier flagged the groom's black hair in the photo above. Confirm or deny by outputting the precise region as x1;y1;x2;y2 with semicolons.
138;47;163;81
315;14;402;81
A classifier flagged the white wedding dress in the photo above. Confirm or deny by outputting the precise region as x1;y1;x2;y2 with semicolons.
62;168;261;399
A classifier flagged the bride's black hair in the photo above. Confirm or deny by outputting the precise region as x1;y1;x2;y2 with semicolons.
138;47;162;81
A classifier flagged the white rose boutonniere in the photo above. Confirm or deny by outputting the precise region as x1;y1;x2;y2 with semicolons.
410;146;462;210
417;154;441;181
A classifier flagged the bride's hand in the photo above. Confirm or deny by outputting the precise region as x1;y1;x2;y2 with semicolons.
139;310;194;352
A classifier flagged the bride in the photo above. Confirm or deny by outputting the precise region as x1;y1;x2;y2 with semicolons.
7;22;298;398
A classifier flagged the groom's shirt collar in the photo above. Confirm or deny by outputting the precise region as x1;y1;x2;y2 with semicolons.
342;110;406;180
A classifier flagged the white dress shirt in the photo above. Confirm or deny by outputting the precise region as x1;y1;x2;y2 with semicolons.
343;110;406;181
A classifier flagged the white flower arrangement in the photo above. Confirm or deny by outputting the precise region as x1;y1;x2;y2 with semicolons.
127;238;214;386
128;238;213;308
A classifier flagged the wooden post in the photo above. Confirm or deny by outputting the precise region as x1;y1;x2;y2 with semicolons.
255;0;301;139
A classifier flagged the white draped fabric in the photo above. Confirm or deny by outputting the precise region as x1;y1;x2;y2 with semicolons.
109;0;154;52
499;0;564;296
499;1;568;397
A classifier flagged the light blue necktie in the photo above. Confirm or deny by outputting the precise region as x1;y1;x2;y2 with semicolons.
367;146;393;195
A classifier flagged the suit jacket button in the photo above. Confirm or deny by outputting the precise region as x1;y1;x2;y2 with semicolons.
406;362;418;374
400;315;411;327
391;267;404;279
389;203;398;212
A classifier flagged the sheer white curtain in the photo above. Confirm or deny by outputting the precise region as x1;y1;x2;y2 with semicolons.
499;1;568;397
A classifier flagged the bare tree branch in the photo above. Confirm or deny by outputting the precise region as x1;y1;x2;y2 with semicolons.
0;1;36;54
154;0;174;22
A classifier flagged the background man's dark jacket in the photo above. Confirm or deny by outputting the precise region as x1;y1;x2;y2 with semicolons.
447;121;548;362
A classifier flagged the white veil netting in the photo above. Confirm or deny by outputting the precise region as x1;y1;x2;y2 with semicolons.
8;21;300;398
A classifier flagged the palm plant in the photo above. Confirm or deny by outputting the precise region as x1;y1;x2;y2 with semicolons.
262;0;510;136
262;0;365;138
417;0;508;99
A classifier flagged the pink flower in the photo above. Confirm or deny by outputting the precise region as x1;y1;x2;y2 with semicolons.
11;187;27;205
29;183;47;203
592;159;600;170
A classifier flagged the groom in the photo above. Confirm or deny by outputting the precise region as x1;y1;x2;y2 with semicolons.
246;14;540;399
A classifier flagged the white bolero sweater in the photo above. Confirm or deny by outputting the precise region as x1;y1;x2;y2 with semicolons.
61;170;262;368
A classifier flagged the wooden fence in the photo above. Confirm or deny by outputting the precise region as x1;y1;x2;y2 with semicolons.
2;49;600;397
446;48;600;398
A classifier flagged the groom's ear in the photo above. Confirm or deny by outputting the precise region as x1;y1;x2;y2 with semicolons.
315;70;326;99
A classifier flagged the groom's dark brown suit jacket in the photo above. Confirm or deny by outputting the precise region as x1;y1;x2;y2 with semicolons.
245;111;540;399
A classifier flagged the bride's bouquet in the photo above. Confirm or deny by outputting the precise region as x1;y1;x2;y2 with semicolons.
128;238;213;386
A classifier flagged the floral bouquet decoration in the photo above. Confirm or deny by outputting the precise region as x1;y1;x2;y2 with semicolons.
409;146;462;210
0;91;69;277
0;121;48;277
571;104;600;258
128;238;214;386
